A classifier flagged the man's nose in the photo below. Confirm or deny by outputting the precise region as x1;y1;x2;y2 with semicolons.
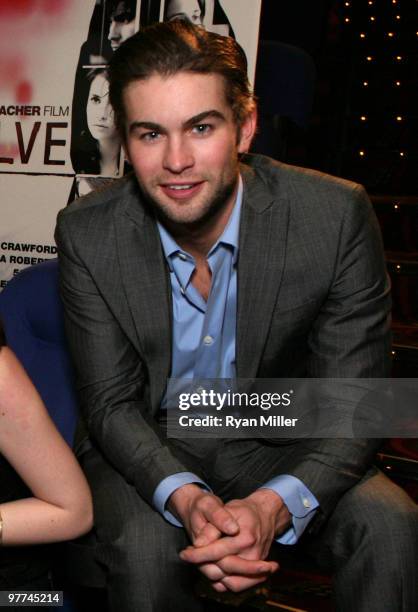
163;137;194;173
108;20;120;40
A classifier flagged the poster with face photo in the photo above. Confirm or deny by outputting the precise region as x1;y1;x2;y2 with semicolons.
157;0;262;83
70;1;141;179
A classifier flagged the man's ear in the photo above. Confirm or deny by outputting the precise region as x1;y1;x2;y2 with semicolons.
237;108;257;154
122;141;131;165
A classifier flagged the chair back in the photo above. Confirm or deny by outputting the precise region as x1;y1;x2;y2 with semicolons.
0;260;78;445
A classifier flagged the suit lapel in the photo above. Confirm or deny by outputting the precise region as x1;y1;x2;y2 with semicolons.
111;162;290;390
114;183;172;409
237;163;290;377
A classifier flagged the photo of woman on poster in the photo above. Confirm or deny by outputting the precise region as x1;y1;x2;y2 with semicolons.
162;0;234;37
164;0;204;25
70;1;138;177
71;68;121;176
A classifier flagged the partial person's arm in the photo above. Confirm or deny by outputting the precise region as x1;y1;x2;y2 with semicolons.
0;347;93;545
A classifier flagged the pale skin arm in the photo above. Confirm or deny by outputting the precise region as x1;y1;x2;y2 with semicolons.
0;347;93;546
169;484;287;591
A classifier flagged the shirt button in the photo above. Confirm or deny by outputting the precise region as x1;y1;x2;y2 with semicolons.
178;252;187;261
203;335;213;345
302;497;311;509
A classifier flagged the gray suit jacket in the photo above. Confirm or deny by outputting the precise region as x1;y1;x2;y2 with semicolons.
55;154;391;531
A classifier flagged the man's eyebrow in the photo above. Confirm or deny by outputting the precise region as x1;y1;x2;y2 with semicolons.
128;111;226;135
128;121;166;134
183;110;226;129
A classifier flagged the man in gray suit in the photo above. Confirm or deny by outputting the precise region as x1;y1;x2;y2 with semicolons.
56;20;418;612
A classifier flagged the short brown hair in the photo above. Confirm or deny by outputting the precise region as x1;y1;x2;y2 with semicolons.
108;20;255;138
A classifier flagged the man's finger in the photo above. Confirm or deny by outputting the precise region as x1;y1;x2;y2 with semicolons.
198;562;226;581
212;575;268;593
189;513;209;539
217;555;278;576
199;497;239;536
198;556;276;582
193;522;222;547
180;533;254;563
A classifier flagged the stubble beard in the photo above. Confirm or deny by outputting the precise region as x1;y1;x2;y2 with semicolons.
138;170;239;231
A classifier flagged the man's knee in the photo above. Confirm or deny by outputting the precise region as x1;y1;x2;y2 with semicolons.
333;468;418;554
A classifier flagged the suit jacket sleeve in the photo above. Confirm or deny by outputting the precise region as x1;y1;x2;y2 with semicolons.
55;211;189;506
275;183;391;529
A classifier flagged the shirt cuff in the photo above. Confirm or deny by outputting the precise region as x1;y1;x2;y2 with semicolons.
153;472;211;527
260;474;319;545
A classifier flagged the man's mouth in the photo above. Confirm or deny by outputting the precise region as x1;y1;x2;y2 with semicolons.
160;181;204;199
168;184;194;190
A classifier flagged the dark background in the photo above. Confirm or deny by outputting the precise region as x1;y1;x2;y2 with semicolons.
255;0;418;375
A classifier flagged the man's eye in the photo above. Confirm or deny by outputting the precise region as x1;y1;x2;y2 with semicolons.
140;131;160;141
192;124;212;135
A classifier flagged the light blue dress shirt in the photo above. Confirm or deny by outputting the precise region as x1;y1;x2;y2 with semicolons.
153;177;319;544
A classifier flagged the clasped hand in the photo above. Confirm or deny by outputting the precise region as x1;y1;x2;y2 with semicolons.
169;484;291;593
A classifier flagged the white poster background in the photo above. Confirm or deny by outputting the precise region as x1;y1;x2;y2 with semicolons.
217;0;261;84
0;174;74;288
0;0;95;175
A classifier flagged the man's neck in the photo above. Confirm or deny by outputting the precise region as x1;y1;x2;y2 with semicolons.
163;181;239;260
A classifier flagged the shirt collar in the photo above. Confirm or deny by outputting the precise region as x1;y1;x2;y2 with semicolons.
157;175;243;268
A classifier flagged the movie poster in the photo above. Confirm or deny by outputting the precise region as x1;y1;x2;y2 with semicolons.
0;0;261;289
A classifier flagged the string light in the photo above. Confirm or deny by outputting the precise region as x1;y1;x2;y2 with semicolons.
396;264;401;270
393;204;399;210
349;2;410;170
